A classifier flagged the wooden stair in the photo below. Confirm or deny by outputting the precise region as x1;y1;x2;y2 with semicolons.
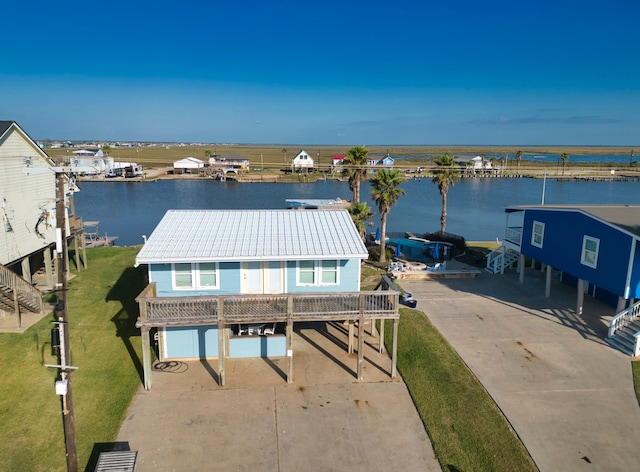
0;264;43;315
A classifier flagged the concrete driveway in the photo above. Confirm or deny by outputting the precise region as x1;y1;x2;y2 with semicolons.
401;265;640;472
117;321;441;471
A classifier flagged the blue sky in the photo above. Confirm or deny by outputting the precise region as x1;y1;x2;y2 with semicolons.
2;0;639;145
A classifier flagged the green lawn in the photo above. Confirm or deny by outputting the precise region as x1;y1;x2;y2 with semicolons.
383;309;538;472
0;246;144;472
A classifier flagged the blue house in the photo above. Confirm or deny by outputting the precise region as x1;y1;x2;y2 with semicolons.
135;209;400;388
493;204;640;355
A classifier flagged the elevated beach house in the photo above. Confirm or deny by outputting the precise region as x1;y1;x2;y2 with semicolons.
135;209;399;388
490;204;640;355
291;149;314;172
0;121;85;328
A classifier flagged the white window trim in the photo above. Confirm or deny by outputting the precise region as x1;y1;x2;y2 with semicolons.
296;260;340;286
531;221;545;248
172;262;220;290
580;236;599;269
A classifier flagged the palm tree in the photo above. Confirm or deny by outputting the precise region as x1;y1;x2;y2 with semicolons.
560;152;569;175
370;169;406;263
515;150;523;173
282;148;287;164
431;152;460;233
343;146;369;203
348;201;374;241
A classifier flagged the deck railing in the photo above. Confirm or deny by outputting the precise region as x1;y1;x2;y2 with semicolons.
504;226;523;246
136;286;399;328
0;263;42;314
608;299;640;356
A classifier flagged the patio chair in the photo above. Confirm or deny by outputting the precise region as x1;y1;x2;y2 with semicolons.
263;323;277;335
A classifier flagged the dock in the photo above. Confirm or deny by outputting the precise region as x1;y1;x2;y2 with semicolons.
388;259;481;280
84;221;119;248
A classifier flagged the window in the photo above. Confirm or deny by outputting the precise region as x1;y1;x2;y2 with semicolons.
174;263;193;288
173;262;219;290
581;236;599;268
531;221;545;248
297;260;339;286
298;260;316;285
321;260;338;284
198;262;217;287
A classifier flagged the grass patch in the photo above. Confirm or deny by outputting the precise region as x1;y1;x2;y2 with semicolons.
384;309;537;471
0;246;145;471
633;361;640;407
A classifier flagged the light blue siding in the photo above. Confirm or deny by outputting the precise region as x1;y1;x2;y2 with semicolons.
230;335;287;358
150;262;241;296
164;326;219;359
285;259;360;293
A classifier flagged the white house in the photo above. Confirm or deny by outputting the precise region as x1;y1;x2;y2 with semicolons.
292;150;314;172
0;121;85;325
173;157;205;174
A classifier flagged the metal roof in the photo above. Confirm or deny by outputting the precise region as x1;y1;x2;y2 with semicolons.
506;204;640;239
135;209;369;264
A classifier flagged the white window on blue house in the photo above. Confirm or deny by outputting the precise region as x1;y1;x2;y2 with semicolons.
581;236;599;268
297;260;339;286
173;262;219;289
531;221;545;248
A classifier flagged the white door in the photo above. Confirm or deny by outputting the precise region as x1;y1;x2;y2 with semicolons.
243;261;284;294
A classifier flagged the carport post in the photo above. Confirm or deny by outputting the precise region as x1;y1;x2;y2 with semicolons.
576;279;585;315
357;314;365;381
140;326;152;390
545;265;553;298
217;298;225;387
348;321;355;354
519;254;525;284
378;318;385;354
391;318;399;378
287;296;293;383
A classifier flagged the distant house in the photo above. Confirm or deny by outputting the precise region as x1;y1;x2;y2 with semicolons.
70;150;107;175
208;154;250;172
368;154;395;169
330;155;346;173
173;157;205;174
134;208;399;388
291;150;314;172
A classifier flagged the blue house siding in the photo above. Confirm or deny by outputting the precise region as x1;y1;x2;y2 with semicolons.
521;209;633;298
230;335;287;358
285;259;360;293
150;262;241;297
630;243;640;299
164;325;219;359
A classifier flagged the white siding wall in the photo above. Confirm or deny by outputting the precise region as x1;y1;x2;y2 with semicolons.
0;129;57;265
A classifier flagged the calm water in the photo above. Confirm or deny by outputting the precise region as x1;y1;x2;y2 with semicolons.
74;178;640;246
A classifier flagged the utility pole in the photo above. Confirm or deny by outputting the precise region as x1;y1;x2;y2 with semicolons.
54;162;79;472
24;158;86;472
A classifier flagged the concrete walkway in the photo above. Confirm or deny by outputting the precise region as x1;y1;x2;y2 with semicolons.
117;321;441;471
401;266;640;471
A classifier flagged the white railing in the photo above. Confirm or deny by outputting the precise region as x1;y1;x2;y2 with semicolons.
0;264;42;313
608;300;640;355
486;248;503;274
486;245;520;274
504;226;523;245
